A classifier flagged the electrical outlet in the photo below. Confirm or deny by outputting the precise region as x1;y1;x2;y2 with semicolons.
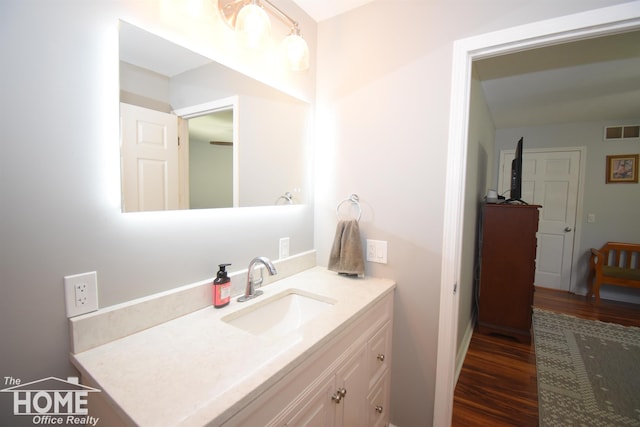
75;283;88;305
279;237;290;259
64;271;98;317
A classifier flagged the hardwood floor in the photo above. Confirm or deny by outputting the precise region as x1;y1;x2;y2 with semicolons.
452;287;640;427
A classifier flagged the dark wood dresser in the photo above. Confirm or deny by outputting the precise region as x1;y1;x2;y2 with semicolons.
477;203;541;343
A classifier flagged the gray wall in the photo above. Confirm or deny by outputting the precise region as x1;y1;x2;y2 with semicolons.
457;70;496;358
189;137;233;209
0;1;316;425
495;120;640;303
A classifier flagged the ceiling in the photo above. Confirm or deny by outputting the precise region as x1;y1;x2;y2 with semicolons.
119;21;213;77
291;0;374;22
474;30;640;129
290;1;639;129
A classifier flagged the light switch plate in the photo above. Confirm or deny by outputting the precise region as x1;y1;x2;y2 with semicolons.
366;239;388;264
279;237;290;259
64;271;99;317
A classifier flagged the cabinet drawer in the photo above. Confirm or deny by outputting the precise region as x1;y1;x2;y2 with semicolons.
367;320;391;388
367;373;390;427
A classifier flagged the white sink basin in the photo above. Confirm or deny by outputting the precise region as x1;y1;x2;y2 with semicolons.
222;289;336;339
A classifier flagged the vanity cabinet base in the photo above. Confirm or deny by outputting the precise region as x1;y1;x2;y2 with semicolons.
221;293;394;427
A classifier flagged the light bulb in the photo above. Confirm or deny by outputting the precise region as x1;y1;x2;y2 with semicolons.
235;2;271;49
283;32;309;71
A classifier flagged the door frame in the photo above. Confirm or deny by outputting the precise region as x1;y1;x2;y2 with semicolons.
497;146;587;293
434;4;640;425
173;96;239;207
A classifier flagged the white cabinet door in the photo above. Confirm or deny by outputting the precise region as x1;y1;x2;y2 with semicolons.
336;345;368;427
284;344;368;427
285;375;336;427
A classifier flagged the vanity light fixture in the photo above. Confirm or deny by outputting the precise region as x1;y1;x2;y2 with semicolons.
235;0;271;49
218;0;310;71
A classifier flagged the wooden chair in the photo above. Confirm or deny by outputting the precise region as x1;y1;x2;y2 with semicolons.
589;242;640;303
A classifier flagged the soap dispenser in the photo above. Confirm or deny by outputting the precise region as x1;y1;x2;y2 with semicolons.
213;264;231;308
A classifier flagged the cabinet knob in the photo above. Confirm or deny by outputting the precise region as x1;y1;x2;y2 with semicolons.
331;387;347;404
375;405;384;414
377;353;385;362
564;226;572;232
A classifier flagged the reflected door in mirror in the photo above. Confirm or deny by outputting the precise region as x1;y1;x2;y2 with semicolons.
121;103;235;212
120;103;179;212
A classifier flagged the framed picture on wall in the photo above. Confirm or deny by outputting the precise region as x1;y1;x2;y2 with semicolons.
606;154;639;183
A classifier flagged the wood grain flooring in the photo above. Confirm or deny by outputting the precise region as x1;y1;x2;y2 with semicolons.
452;287;640;427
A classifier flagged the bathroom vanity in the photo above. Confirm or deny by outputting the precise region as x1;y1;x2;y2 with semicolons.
69;262;395;426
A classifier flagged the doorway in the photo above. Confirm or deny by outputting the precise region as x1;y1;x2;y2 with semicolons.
434;4;640;425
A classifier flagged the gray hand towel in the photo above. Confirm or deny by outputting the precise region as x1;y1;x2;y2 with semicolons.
328;219;365;276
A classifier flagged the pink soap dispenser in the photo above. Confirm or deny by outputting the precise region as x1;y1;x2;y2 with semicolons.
213;264;231;308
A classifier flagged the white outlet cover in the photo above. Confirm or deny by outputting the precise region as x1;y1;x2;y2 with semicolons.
64;271;99;318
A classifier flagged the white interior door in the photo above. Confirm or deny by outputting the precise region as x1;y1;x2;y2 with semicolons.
120;103;179;212
499;148;582;291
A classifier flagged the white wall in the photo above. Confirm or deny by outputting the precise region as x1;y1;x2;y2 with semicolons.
495;119;640;303
314;1;637;425
0;1;316;425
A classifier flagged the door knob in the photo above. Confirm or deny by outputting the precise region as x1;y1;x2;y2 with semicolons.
564;227;572;232
332;388;347;404
377;353;385;362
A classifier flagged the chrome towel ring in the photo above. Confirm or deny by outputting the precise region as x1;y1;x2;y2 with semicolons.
336;194;362;221
275;192;293;205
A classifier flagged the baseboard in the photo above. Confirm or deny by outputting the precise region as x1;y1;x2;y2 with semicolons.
455;316;475;384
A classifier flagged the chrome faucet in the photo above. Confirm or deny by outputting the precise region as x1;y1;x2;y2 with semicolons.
237;256;277;302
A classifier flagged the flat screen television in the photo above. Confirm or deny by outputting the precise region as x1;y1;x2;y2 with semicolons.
507;137;526;204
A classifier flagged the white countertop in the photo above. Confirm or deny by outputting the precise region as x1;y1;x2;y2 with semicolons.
71;267;395;426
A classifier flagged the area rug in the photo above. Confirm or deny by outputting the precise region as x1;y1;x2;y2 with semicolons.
533;308;640;426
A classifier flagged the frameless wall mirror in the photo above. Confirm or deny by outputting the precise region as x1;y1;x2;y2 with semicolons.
118;20;309;212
